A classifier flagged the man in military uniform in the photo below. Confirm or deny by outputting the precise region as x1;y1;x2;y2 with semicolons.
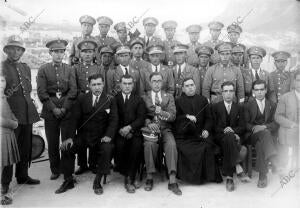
114;22;130;46
242;46;276;103
69;15;97;66
2;35;40;187
231;43;247;68
73;39;100;175
95;16;117;64
202;42;245;104
129;38;152;73
171;44;200;98
111;46;140;95
227;24;248;68
186;24;202;67
37;39;77;180
270;51;293;103
141;17;163;61
140;44;175;96
98;46;115;95
161;20;181;67
195;45;214;94
203;21;224;65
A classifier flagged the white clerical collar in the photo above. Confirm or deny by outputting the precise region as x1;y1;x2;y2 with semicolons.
151;64;161;72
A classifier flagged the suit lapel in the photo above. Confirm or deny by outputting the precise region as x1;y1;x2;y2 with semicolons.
229;103;238;125
161;91;168;108
220;102;228;125
264;99;270;122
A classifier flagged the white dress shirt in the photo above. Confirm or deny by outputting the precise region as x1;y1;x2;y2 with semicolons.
151;91;162;105
122;93;131;102
255;98;265;114
224;101;232;114
92;94;100;106
177;63;186;74
120;65;130;75
151;64;161;72
251;67;262;79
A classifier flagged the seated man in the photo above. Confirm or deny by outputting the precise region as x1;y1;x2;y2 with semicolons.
55;74;118;195
175;78;222;185
114;74;146;193
212;81;250;192
142;72;182;195
244;79;279;188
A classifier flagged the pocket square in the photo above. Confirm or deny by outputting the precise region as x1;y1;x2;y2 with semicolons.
105;109;110;114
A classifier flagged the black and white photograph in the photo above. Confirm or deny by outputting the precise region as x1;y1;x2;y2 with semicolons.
0;0;300;207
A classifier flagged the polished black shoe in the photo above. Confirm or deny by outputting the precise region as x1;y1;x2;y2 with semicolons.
75;166;89;175
226;178;235;192
55;178;74;194
50;173;60;180
144;179;153;191
1;195;12;205
93;175;103;195
1;185;9;195
168;183;182;196
90;166;97;174
93;184;103;195
17;176;40;185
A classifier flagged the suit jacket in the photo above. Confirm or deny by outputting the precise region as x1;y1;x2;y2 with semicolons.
112;65;140;95
99;64;115;95
116;92;146;135
142;91;176;131
212;101;245;141
140;64;175;96
2;59;39;124
242;68;276;103
275;91;299;145
244;98;278;142
172;63;201;97
70;92;118;145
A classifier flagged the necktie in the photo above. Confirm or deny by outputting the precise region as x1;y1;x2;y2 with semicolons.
125;94;129;106
178;65;182;79
155;92;160;106
146;37;149;46
226;104;231;114
93;96;99;107
125;67;129;75
255;70;260;80
155;66;158;72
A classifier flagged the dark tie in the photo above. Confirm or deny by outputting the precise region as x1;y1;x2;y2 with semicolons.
178;65;182;79
125;67;129;75
125;94;129;106
255;70;260;80
155;92;160;106
155;65;158;72
146;37;149;46
93;96;99;107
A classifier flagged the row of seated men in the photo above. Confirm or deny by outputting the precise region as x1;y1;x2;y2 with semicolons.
1;32;297;199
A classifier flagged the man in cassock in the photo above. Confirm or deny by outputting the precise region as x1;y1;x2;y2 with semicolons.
175;77;222;184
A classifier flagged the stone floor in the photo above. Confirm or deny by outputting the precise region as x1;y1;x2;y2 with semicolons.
5;148;300;208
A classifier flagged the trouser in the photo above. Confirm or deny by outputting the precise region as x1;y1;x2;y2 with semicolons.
251;130;277;175
44;118;70;174
144;129;177;175
61;138;113;180
114;134;142;181
221;133;240;177
77;142;97;168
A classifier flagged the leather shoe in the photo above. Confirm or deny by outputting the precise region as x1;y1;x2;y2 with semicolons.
226;178;235;192
1;196;12;205
17;176;40;185
93;175;103;195
257;178;268;188
50;173;60;180
94;185;103;195
1;185;9;195
125;183;135;193
55;178;74;194
144;179;153;191
75;166;89;175
168;183;182;195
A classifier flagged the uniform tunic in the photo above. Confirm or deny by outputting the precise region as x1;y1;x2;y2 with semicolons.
187;42;201;67
270;70;292;102
162;39;181;66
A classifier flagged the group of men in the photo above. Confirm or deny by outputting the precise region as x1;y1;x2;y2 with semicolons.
1;14;299;199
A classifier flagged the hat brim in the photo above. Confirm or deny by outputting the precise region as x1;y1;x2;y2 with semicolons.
3;44;25;52
173;49;187;53
116;49;131;54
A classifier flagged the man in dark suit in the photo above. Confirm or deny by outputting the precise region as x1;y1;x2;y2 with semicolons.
244;79;279;188
212;81;249;192
114;74;146;193
142;72;182;195
2;35;40;187
55;74;118;194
